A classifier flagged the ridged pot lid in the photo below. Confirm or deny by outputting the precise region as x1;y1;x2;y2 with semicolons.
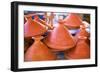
43;21;75;51
24;15;48;37
24;36;57;61
63;13;83;29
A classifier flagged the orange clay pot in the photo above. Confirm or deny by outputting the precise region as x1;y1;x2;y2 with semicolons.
43;20;75;51
64;36;90;59
74;24;90;44
63;13;83;29
24;36;57;61
24;15;47;38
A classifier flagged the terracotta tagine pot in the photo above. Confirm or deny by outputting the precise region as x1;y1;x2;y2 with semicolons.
63;13;83;29
74;24;90;45
64;36;90;59
24;36;57;61
24;15;48;38
43;20;76;51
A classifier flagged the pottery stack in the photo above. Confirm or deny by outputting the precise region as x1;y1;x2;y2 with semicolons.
24;12;90;61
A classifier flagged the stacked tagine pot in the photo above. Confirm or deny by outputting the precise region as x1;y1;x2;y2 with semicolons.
64;25;90;59
63;13;83;29
75;24;90;45
25;36;57;61
24;14;48;38
62;13;83;35
43;19;76;51
24;14;57;61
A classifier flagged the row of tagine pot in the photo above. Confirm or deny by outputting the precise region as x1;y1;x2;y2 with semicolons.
24;13;90;61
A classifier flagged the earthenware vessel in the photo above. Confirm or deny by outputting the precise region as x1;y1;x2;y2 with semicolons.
63;13;83;29
25;36;57;61
24;15;47;37
43;20;75;51
74;24;90;44
64;36;90;59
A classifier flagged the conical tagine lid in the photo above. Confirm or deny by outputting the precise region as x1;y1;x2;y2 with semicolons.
24;15;48;37
63;13;83;29
64;37;90;59
43;21;75;51
24;36;57;61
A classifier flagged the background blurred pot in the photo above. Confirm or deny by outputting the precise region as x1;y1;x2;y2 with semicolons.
74;24;90;45
63;13;83;29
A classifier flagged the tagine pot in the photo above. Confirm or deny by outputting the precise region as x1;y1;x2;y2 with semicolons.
75;24;90;45
24;36;57;61
24;15;48;38
63;13;83;29
43;20;76;51
64;36;90;59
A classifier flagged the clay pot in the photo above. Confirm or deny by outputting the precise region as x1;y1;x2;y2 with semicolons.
43;20;75;51
63;13;83;29
74;24;90;44
64;36;90;59
24;36;57;61
24;15;48;38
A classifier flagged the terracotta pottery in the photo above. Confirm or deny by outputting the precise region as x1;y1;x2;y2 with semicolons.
24;15;48;38
64;36;90;59
43;20;75;51
74;24;90;43
63;13;83;29
24;36;57;61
